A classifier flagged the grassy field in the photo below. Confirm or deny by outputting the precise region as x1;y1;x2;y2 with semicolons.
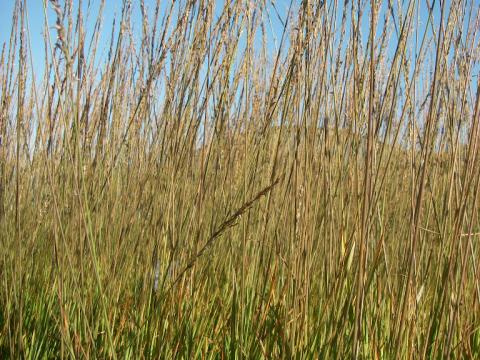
1;0;480;358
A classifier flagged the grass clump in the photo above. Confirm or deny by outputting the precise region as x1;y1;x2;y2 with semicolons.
1;0;480;358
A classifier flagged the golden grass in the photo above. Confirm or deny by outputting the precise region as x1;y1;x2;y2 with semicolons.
0;0;479;357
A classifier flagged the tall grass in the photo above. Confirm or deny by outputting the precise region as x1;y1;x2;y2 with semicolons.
1;0;479;357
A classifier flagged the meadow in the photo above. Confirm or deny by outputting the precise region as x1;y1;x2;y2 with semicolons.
1;0;480;358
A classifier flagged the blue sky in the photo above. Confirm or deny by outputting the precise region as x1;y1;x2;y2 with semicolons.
0;0;446;70
1;0;141;77
2;0;478;151
0;0;477;100
0;1;289;77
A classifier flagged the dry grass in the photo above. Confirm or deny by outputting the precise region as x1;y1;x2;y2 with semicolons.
1;0;480;357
